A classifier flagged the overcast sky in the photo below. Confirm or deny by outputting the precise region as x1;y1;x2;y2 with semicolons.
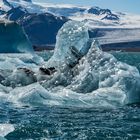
34;0;140;14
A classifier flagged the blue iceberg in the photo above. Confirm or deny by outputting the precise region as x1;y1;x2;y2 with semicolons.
0;20;33;53
0;20;139;108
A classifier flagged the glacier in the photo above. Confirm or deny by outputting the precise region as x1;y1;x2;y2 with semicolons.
0;20;140;108
0;20;33;53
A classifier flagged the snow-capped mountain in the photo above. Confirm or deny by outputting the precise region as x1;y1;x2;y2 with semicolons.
0;0;68;46
1;0;140;50
46;5;119;21
34;2;140;28
5;7;68;46
1;0;140;28
0;0;42;13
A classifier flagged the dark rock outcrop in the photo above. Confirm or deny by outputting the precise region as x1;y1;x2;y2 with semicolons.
19;13;68;45
6;6;28;21
102;14;119;20
2;0;13;8
88;7;111;15
88;7;119;21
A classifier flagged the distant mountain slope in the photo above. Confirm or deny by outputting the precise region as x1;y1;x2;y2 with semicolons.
0;0;140;51
0;0;68;46
1;0;140;28
3;6;68;46
46;5;119;21
19;13;68;45
36;2;140;29
0;0;121;24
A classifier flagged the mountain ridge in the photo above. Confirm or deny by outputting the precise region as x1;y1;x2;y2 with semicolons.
1;0;140;28
1;0;140;50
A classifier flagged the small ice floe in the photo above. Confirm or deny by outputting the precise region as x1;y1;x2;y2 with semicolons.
0;124;14;138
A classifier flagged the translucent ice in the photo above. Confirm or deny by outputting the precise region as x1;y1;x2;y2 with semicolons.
43;20;140;106
0;20;33;53
46;20;90;68
0;20;140;108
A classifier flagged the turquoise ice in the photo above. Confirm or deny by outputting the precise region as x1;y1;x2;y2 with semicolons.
0;20;33;53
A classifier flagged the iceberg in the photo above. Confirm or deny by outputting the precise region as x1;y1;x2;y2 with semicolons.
0;20;33;53
43;20;140;106
0;20;140;108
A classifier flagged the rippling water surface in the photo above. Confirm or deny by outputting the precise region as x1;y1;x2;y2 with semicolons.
0;52;140;140
2;105;140;140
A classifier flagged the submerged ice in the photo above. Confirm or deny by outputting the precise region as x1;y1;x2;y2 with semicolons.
0;20;140;108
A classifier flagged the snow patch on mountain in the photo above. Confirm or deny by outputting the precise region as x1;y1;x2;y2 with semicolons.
0;0;43;13
1;0;140;28
1;0;140;48
35;2;140;28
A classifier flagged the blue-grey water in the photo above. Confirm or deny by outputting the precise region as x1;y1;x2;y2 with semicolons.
0;52;140;140
3;105;140;140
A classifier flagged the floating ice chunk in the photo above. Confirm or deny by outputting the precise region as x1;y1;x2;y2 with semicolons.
0;20;139;108
0;124;14;137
